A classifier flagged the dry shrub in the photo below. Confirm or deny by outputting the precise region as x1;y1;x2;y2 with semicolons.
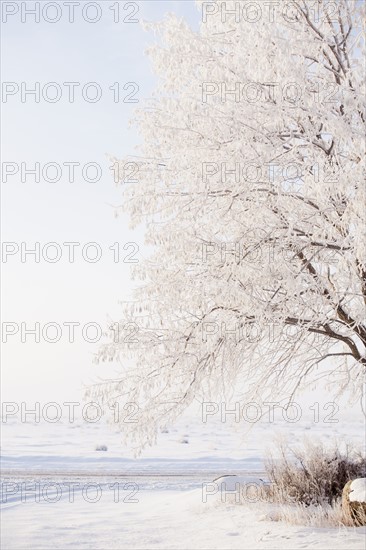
268;500;345;527
267;498;366;528
265;438;366;506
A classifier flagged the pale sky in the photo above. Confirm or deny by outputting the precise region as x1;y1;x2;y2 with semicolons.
1;1;199;402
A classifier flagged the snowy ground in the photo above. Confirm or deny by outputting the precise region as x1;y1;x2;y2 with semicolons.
1;398;365;549
3;484;366;550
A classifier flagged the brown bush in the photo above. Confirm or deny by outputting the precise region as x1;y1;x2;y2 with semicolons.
265;439;366;506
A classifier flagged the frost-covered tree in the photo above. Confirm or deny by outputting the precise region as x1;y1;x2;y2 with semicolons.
90;0;366;448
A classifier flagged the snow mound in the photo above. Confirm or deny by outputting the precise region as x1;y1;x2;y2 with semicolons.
349;478;366;503
213;475;268;491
